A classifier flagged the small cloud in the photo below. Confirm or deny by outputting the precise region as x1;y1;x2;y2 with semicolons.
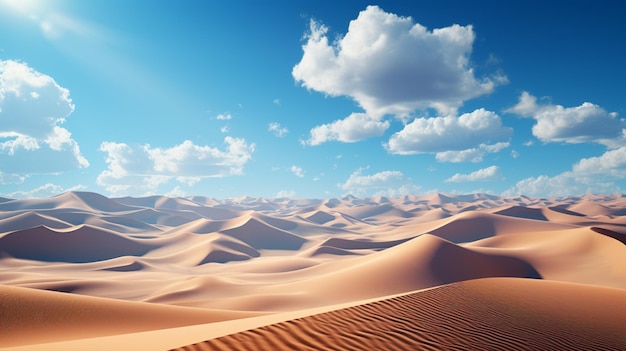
220;126;229;133
307;112;389;145
523;140;534;147
268;122;288;137
338;168;421;197
511;150;520;158
216;113;232;120
275;190;295;198
273;98;280;105
290;165;305;177
435;142;510;163
445;165;503;183
385;109;512;155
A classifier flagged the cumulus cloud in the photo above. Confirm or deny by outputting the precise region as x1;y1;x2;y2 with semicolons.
293;5;502;117
445;165;502;183
435;142;509;163
385;108;512;155
306;112;389;145
506;92;626;147
290;165;305;178
0;60;88;178
268;122;288;137
97;137;254;196
503;147;626;197
338;168;421;197
572;146;626;179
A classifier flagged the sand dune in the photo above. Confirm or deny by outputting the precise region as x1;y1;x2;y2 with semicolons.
1;191;626;349
0;284;259;348
0;225;155;263
174;278;626;351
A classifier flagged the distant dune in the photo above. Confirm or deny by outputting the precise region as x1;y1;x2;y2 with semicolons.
1;191;626;350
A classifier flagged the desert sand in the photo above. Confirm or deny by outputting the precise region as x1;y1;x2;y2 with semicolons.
1;191;626;350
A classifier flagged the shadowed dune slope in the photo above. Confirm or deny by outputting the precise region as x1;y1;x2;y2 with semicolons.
279;234;540;305
0;225;155;263
176;278;626;351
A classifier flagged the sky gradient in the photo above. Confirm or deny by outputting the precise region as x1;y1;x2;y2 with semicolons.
1;0;625;199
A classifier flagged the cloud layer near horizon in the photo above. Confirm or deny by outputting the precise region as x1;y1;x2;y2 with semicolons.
97;137;255;196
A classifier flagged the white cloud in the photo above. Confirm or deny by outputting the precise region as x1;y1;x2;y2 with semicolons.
503;147;626;197
507;92;626;146
268;122;288;137
273;98;280;105
97;137;254;196
307;112;389;145
290;165;304;177
435;142;509;163
572;146;626;179
0;60;88;178
292;6;503;117
275;190;296;198
385;108;512;155
216;113;232;120
339;168;421;197
445;165;502;183
0;172;25;184
503;173;594;198
4;183;87;199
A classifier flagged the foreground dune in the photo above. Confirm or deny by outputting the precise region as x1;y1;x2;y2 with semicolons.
1;191;626;349
0;285;260;347
176;278;626;351
6;278;626;351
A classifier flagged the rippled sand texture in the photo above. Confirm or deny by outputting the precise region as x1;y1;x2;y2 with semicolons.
1;192;626;350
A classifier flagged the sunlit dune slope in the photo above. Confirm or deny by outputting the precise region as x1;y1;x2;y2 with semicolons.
176;278;626;351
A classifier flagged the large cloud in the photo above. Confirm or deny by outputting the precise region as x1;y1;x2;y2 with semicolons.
507;92;626;147
385;108;512;156
0;60;88;180
338;168;421;197
293;5;502;117
503;147;626;197
97;137;254;196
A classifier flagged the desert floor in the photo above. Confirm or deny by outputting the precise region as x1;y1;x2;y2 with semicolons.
1;192;626;350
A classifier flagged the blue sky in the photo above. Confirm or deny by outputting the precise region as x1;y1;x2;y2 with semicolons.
1;0;625;199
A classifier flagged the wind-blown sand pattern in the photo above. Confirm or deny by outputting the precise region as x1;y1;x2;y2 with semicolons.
1;191;626;350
